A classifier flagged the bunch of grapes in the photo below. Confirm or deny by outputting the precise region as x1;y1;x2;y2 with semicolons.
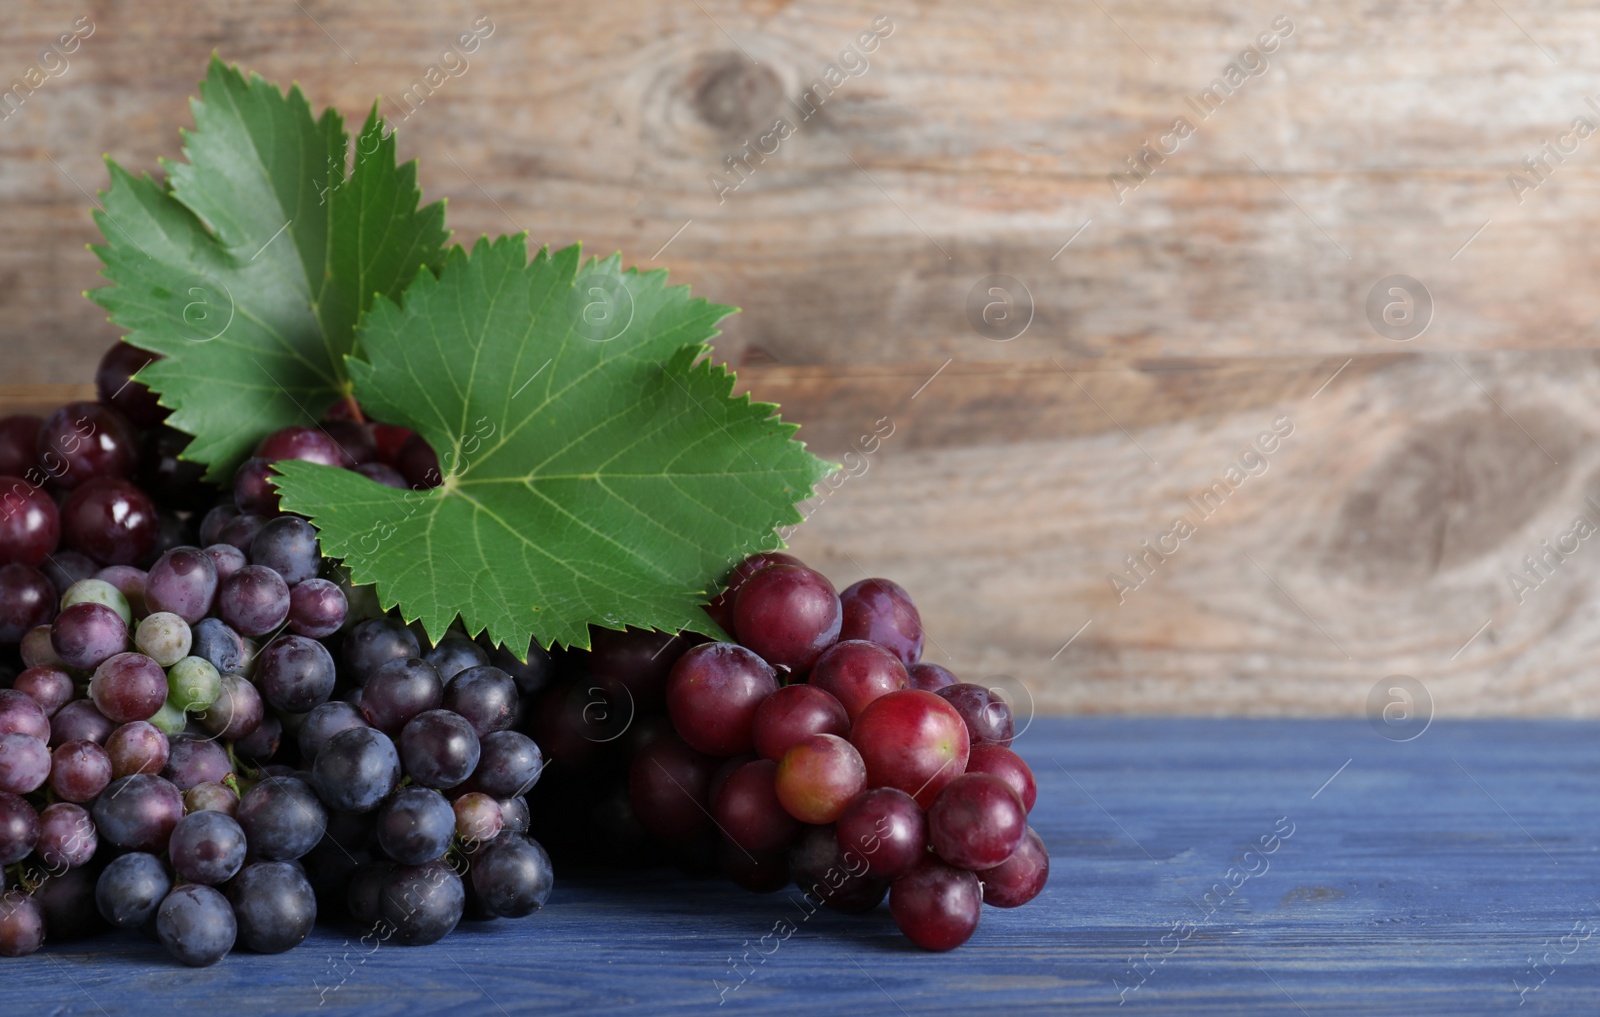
527;553;1048;952
0;344;553;965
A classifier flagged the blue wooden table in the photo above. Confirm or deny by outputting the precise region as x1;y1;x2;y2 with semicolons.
11;719;1597;1015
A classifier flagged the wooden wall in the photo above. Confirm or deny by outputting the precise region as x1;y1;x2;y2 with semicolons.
6;0;1600;715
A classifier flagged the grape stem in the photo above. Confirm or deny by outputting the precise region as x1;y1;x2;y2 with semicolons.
342;393;366;424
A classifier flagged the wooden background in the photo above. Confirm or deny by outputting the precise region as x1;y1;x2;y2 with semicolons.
5;0;1600;715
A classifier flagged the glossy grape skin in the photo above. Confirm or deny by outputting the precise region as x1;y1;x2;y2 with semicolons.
704;551;803;632
0;791;38;864
19;624;59;667
775;733;868;825
400;709;481;789
202;542;247;584
248;516;320;585
50;700;115;748
237;775;328;861
935;683;1015;747
0;891;45;957
342;617;420;684
36;402;138;489
62;578;132;626
788;822;887;913
733;564;841;675
666;642;778;756
96;565;149;617
297;700;368;763
361;656;443;734
629;733;717;840
12;666;72;717
0;688;51;740
714;759;801;853
850;689;970;808
442;665;518;736
60;478;158;566
144;547;219;624
0;416;40;478
93;773;183;851
168;810;247;885
978;825;1049;908
134;611;192;667
473;730;544;798
452;792;503;845
312;727;402;813
231;458;279;516
838;578;923;666
377;859;463;945
42;550;98;597
808;640;912;724
287;577;346;638
964;743;1037;812
156;884;236;966
0;563;56;643
0;476;59;567
0;733;50;793
376;786;456;864
424;633;488;682
228;861;316;953
163;737;232;792
106;720;169;777
498;796;531;836
836;787;928;880
37;800;98;869
96;851;171;929
256;426;344;467
49;739;113;802
890;858;982;951
217;565;290;637
89;651;168;723
196;673;263;741
471;834;554;918
927;772;1027;870
256;634;337;713
191;616;243;673
184;781;239;816
95;342;166;427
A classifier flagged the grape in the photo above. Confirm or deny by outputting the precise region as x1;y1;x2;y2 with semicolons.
361;656;443;733
774;733;867;824
354;461;407;488
144;547;219;624
287;577;346;638
197;673;263;741
0;688;51;740
935;683;1014;747
60;477;158;565
808;640;911;723
0;892;44;957
473;730;543;798
498;796;531;836
134;611;192;666
48;739;113;802
452;792;503;845
50;700;115;747
964;743;1037;812
146;700;188;736
37;801;97;869
218;564;291;637
889;859;982;951
397;433;442;488
184;781;239;816
442;665;518;736
95;342;166;427
377;859;463;945
237;775;328;860
92;773;183;850
849;689;969;807
0;563;56;642
89;651;168;723
586;625;695;711
629;733;717;840
321;418;377;466
471;835;554;918
95;565;149;617
162;737;232;791
19;624;60;667
232;458;279;515
256;426;344;467
138;426;210;511
836;787;927;879
927;772;1026;870
106;720;169;777
714;759;800;853
0;415;41;478
665;642;778;756
190;616;243;673
166;655;222;713
233;713;281;762
32;864;106;942
62;578;133;626
35;401;138;489
788;823;887;913
198;504;237;547
96;851;171;929
732;564;841;675
371;422;415;465
255;634;336;713
202;542;247;583
376;786;456;864
752;683;849;762
978;826;1049;908
424;633;488;682
0;791;38;865
838;578;924;665
312;727;402;813
346;860;390;926
228;861;316;953
297;700;368;762
156;884;236;966
488;637;555;698
12;666;72;717
0;733;50;793
342;616;420;684
41;550;98;597
0;476;59;567
400;709;481;789
248;516;320;585
169;810;247;885
704;551;802;631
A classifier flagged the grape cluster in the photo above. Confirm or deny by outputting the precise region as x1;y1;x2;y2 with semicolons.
0;343;552;965
527;553;1049;951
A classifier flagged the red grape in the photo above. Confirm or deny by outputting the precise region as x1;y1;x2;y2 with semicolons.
36;402;138;489
232;458;280;515
0;563;54;642
106;720;170;777
850;689;969;807
835;787;928;880
321;419;377;466
752;683;848;762
588;625;698;712
890;858;982;951
807;639;910;723
0;689;51;741
733;564;840;675
704;551;802;631
61;477;158;565
37;801;97;869
666;642;778;756
398;434;442;488
774;733;867;824
838;578;923;666
0;791;39;864
927;772;1026;870
11;666;73;717
371;423;415;465
713;759;801;853
977;826;1049;907
89;652;169;723
788;822;887;913
936;683;1015;747
49;700;115;747
52;602;130;670
49;739;113;802
908;662;958;692
255;426;343;467
0;477;59;566
95;342;166;428
628;732;717;840
964;742;1037;812
0;733;50;793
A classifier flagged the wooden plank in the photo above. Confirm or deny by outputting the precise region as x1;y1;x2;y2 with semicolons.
8;719;1598;1014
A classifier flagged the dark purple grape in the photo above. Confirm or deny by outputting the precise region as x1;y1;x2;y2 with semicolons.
0;688;51;740
0;891;44;956
788;822;887;913
498;795;530;835
400;709;481;789
144;547;218;624
360;656;443;734
198;504;237;547
890;858;982;950
11;666;72;717
322;419;377;466
256;426;343;468
233;713;282;763
379;859;463;944
397;434;442;489
424;633;488;682
297;700;368;762
935;683;1015;747
218;564;290;637
733;564;842;675
0;477;59;567
36;402;138;489
0;733;48;793
471;834;553;918
927;772;1026;870
488;638;555;698
96;850;171;928
0;563;55;642
0;791;38;864
666;642;778;756
197;673;264;740
343;617;420;684
346;860;390;926
0;416;40;479
156;884;236;966
714;758;800;853
50;700;115;748
162;737;232;792
312;727;401;813
908;662;958;692
442;665;518;736
97;565;148;617
137;426;210;512
95;342;166;427
836;787;927;880
89;651;167;723
168;810;247;885
237;775;327;861
473;730;543;798
248;516;320;585
202;543;247;584
376;786;455;864
191;616;243;673
285;578;345;639
41;550;97;597
232;458;279;515
49;739;113;802
355;461;407;488
92;773;183;851
37;801;98;869
106;720;169;777
227;861;316;953
256;634;336;713
60;477;158;566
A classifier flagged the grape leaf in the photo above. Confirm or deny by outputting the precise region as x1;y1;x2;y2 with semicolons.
88;56;448;481
272;237;832;651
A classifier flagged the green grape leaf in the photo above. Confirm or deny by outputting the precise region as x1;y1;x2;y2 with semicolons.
87;56;448;480
273;237;833;651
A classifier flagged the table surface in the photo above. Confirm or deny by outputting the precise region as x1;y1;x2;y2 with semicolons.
11;718;1597;1015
